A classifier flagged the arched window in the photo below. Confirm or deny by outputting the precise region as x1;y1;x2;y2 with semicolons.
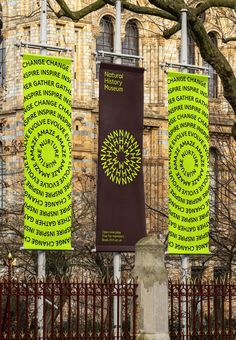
122;20;139;66
204;32;218;98
188;35;195;65
208;32;217;46
74;119;80;132
96;16;114;77
178;34;195;70
209;147;218;222
0;4;5;86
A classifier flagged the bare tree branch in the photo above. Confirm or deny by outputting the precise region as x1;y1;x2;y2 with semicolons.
145;203;168;218
195;0;236;13
223;36;236;43
163;22;181;39
110;0;178;19
52;0;106;21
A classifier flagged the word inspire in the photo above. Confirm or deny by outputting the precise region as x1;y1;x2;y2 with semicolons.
167;71;209;255
23;54;72;250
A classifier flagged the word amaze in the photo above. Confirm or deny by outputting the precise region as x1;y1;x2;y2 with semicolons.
23;54;72;250
167;71;209;255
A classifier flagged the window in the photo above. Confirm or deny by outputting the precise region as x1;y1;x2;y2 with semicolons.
0;41;5;86
178;34;195;71
74;29;79;80
214;267;228;281
56;24;65;47
74;119;80;131
0;5;2;45
203;32;218;98
191;266;203;282
187;34;195;66
0;6;5;86
96;16;114;77
24;26;31;42
122;20;139;66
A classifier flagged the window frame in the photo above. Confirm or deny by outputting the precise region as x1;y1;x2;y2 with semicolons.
122;19;139;66
203;31;218;98
96;15;114;78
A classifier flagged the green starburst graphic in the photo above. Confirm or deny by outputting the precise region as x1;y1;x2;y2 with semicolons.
100;129;142;185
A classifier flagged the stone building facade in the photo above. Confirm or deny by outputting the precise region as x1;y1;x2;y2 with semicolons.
0;0;235;278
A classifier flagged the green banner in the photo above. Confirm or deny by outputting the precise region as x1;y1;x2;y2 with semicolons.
23;54;72;250
168;71;209;254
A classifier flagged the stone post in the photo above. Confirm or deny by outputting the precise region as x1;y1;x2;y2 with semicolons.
134;235;170;340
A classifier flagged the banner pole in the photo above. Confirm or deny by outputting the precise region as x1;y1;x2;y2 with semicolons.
180;8;189;338
113;0;122;336
37;0;47;338
180;9;188;67
114;0;122;64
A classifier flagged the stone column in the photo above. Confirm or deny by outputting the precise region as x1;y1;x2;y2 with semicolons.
134;235;170;340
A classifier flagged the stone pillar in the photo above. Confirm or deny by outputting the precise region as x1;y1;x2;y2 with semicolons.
134;235;170;340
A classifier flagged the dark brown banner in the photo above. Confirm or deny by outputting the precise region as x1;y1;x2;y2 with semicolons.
96;63;146;252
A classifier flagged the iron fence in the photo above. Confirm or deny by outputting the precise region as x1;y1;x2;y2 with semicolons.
169;280;236;339
1;276;236;339
0;277;138;340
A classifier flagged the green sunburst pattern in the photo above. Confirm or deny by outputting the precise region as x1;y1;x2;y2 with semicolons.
100;129;142;185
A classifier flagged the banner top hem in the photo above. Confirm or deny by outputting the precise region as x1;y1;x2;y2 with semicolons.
100;62;144;74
